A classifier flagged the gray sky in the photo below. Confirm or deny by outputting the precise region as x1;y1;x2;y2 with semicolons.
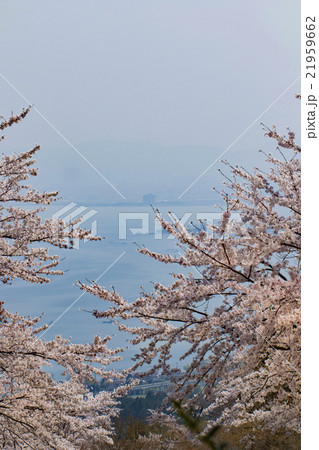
1;1;300;151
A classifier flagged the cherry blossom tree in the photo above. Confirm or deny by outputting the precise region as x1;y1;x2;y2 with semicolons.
0;304;128;449
80;115;301;443
0;108;101;284
0;109;129;448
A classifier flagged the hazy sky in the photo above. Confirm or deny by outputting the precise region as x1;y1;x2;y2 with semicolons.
1;1;300;184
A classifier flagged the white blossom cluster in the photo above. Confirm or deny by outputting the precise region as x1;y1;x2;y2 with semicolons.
0;305;128;448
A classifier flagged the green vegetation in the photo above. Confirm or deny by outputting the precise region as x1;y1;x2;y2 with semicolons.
119;392;166;421
172;400;227;450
